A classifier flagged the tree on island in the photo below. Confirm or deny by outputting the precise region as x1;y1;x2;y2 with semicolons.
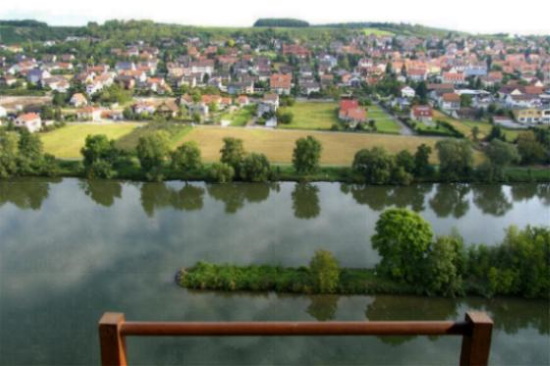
309;249;340;294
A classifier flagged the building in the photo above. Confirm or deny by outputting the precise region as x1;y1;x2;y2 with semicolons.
270;74;292;95
15;113;42;132
410;105;433;123
77;107;102;121
440;93;461;111
339;99;367;125
70;93;88;107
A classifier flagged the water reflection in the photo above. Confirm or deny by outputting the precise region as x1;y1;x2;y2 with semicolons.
472;185;512;217
80;180;122;207
429;184;471;218
292;183;321;219
140;182;205;216
341;184;433;212
306;295;339;321
207;183;272;213
0;178;56;210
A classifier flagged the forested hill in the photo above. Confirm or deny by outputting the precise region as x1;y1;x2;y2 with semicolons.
314;22;468;37
0;20;82;44
253;18;310;28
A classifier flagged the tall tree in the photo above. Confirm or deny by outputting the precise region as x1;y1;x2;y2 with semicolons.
435;139;474;181
240;153;271;182
136;131;170;181
220;137;246;175
292;136;322;174
309;249;340;294
81;134;118;179
170;141;202;173
352;147;394;184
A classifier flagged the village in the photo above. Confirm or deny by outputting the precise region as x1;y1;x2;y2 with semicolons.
0;21;549;162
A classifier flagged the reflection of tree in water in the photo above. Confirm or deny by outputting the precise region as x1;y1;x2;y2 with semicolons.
0;179;54;210
306;295;339;321
341;184;391;211
472;185;512;217
463;297;549;336
207;183;270;214
140;182;205;217
341;184;432;212
429;184;471;218
292;183;320;219
536;184;550;206
365;295;459;345
388;184;433;211
510;184;538;202
80;180;122;207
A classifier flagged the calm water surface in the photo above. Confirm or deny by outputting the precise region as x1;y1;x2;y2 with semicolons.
0;178;548;365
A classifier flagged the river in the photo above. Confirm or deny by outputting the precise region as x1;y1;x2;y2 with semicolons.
0;178;548;365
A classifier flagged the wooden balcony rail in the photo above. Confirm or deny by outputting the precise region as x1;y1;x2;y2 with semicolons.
99;311;493;366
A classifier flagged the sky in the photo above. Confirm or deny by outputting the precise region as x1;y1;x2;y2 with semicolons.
1;0;548;35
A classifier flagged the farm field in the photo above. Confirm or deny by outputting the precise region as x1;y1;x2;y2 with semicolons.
368;105;401;134
178;126;445;165
41;123;141;158
433;111;519;141
279;102;339;130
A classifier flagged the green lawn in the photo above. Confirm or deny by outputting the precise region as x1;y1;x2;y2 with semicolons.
115;122;192;151
221;105;256;127
41;123;140;159
367;105;401;134
279;102;339;130
363;28;394;36
433;111;519;141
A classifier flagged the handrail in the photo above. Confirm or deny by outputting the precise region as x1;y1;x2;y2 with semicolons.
99;311;493;366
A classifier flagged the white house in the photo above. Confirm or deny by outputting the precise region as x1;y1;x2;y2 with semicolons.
15;113;42;133
400;86;416;98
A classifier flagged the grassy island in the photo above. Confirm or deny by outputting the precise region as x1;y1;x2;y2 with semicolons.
177;209;549;299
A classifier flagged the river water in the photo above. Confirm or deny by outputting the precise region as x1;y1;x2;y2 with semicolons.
0;178;548;365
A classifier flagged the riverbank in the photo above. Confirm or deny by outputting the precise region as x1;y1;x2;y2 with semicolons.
57;159;550;183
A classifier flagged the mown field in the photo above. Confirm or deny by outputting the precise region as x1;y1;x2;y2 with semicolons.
368;105;401;134
221;105;256;127
363;28;394;36
432;111;519;141
279;102;339;130
178;126;444;165
41;123;141;159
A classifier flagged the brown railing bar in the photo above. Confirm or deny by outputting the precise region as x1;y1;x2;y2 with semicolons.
120;320;469;337
99;311;493;366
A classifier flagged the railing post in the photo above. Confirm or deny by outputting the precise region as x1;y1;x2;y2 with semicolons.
99;312;128;366
460;312;493;366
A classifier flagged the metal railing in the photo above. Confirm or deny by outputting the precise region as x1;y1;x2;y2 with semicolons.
99;311;493;366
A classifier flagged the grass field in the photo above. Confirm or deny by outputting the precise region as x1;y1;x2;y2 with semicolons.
433;111;519;141
221;105;256;127
115;123;192;151
41;123;140;159
178;126;444;165
279;102;339;130
368;105;401;134
363;28;394;36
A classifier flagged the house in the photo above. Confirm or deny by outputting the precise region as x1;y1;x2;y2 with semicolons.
407;68;428;82
339;99;367;124
440;93;461;111
115;62;136;72
270;74;292;95
257;94;279;118
77;106;102;121
133;101;157;115
300;81;321;95
86;81;104;96
442;72;466;85
42;77;70;92
155;101;179;119
14;113;42;132
69;93;88;107
227;81;254;95
512;108;543;124
236;95;250;106
27;69;51;84
410;105;433;123
400;86;416;98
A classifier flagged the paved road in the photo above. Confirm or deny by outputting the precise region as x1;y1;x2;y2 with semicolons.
375;102;415;136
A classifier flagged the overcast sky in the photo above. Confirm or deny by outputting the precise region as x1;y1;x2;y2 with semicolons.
1;0;548;35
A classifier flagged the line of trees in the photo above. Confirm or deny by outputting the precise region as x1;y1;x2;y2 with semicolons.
0;129;59;178
372;208;549;298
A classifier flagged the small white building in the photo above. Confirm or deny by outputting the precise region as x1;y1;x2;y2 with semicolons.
15;113;42;133
400;86;416;98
